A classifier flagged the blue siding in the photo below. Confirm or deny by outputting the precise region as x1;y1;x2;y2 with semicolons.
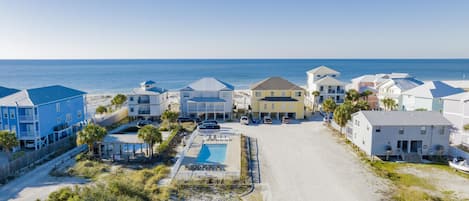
37;96;85;138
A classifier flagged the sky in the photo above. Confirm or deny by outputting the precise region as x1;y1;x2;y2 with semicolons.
0;0;468;59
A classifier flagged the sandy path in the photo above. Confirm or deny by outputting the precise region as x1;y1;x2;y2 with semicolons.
225;120;388;201
0;146;88;201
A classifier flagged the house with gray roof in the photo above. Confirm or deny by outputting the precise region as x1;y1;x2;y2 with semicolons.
127;80;169;121
347;111;451;161
180;77;234;120
306;65;345;109
0;85;87;150
401;81;464;112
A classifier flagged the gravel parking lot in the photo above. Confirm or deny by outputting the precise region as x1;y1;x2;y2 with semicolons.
223;118;389;201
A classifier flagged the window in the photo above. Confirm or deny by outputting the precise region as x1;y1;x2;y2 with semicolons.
264;104;267;110
332;75;336;77
183;93;189;98
66;113;72;122
10;111;15;119
420;127;427;135
255;92;261;97
77;110;82;118
56;103;60;112
439;127;445;135
271;103;275;109
3;111;8;118
270;91;275;96
295;91;302;97
320;86;324;91
317;75;321;77
129;97;134;101
375;127;381;132
398;128;404;134
130;107;134;112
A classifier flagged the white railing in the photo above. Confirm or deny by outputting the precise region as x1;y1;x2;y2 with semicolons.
169;129;199;180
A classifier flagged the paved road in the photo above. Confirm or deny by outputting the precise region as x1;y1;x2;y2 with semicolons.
0;146;88;201
224;119;388;201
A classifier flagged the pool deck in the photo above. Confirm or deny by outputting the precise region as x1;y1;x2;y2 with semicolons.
177;132;241;179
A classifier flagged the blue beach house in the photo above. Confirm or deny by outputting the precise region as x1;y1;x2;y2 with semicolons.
0;85;87;150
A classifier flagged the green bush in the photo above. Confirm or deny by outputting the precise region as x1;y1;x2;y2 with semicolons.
158;127;169;132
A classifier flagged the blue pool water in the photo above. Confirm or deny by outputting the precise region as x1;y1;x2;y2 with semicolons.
196;144;227;164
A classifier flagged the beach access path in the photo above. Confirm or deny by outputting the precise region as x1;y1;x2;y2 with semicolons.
224;116;389;201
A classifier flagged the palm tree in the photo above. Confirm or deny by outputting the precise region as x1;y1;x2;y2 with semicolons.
0;130;19;159
381;98;397;111
353;100;371;113
322;98;337;123
360;90;373;101
345;89;360;103
137;125;162;159
312;91;320;112
334;103;353;134
76;124;107;156
111;94;127;109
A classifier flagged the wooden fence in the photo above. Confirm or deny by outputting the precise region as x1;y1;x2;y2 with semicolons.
0;135;76;183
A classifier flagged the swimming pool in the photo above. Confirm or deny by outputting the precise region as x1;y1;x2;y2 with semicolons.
196;144;227;164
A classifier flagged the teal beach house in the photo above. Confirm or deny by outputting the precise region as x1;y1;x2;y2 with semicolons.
0;85;87;150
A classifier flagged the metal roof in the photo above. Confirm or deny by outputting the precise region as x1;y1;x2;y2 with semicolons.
251;77;304;90
0;85;86;106
356;111;452;126
181;77;234;91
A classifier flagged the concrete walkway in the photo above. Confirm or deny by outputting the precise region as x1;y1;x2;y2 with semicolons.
0;146;88;201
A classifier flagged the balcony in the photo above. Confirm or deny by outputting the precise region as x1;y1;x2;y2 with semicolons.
137;99;150;104
19;130;36;138
19;115;34;122
138;110;151;115
326;89;345;94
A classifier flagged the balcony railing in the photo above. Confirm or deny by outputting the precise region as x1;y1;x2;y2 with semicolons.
326;89;345;94
19;130;36;138
138;110;151;114
137;99;150;104
19;115;34;121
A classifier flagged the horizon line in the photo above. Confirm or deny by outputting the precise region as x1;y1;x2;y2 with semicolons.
1;57;469;60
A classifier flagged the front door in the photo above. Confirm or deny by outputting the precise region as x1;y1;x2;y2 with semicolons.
410;140;422;153
398;140;409;153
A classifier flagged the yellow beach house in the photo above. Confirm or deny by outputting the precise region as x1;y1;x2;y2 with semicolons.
250;77;305;120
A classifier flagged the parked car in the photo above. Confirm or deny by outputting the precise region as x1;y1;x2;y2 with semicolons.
198;120;218;126
240;116;249;125
193;117;202;124
282;116;290;124
177;117;193;123
137;120;152;128
263;116;272;124
198;123;221;130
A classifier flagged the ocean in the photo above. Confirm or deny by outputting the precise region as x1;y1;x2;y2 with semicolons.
1;59;468;94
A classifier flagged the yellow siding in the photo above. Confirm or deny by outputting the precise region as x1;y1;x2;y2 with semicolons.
250;89;305;119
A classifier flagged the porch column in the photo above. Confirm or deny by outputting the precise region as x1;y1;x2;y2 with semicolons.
205;102;208;120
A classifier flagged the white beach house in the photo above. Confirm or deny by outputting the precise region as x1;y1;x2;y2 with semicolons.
401;81;464;112
306;66;345;108
376;78;424;110
180;77;234;120
348;111;451;161
127;80;169;121
442;92;469;145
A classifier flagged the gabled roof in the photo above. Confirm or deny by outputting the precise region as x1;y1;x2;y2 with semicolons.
251;77;303;90
314;76;345;85
307;65;340;75
0;85;86;106
356;111;451;126
0;86;20;98
442;91;469;101
377;78;423;91
442;80;469;90
181;77;234;91
402;81;464;99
